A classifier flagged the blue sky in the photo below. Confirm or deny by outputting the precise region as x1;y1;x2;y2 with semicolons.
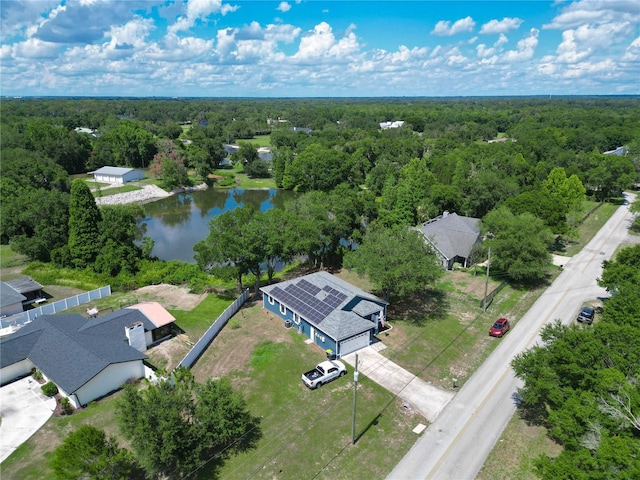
1;0;638;97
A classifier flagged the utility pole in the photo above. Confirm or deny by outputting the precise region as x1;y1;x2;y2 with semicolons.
352;353;359;445
483;247;491;311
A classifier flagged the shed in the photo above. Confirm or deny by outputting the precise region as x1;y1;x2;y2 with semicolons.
0;282;26;317
260;272;388;357
92;166;145;184
4;277;45;306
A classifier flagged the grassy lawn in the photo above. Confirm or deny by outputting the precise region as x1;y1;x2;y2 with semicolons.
91;184;142;197
240;135;271;147
0;245;28;270
212;163;277;189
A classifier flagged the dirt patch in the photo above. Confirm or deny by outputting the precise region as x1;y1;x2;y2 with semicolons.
132;284;207;311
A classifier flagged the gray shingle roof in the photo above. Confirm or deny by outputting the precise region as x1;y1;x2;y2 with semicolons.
0;282;26;308
4;277;44;295
0;313;146;395
418;212;480;262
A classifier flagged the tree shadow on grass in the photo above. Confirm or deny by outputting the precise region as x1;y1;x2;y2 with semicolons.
389;288;449;327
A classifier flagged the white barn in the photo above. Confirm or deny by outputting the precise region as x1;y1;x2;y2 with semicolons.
92;166;145;184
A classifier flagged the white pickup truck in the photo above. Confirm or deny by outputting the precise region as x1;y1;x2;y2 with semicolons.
302;360;347;389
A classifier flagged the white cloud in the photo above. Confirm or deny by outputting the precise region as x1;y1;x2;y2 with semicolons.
2;37;61;60
480;17;523;34
277;2;291;13
477;34;508;58
432;16;475;36
502;28;539;61
293;22;361;63
544;0;640;29
622;36;640;60
169;0;238;34
0;0;59;41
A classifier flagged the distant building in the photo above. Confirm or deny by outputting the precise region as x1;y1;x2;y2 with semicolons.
92;166;145;184
603;146;627;156
380;120;405;130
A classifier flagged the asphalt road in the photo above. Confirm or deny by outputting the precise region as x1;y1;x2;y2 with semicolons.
388;193;637;480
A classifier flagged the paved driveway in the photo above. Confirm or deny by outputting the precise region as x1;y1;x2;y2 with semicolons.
342;343;455;422
0;376;56;463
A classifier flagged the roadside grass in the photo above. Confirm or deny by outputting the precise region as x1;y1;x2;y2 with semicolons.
564;201;619;256
477;412;562;480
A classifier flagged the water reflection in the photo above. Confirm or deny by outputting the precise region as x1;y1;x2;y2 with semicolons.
139;188;295;263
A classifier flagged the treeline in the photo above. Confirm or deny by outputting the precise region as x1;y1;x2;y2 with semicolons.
513;244;640;478
1;97;639;290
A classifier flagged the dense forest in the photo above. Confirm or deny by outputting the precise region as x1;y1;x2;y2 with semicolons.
1;96;639;477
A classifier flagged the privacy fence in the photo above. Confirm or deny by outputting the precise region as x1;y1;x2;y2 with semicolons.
177;288;250;369
0;285;112;329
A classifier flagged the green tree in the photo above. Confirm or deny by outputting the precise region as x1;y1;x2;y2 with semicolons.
50;425;142;480
194;205;265;292
94;121;157;168
344;225;444;301
482;207;553;282
68;179;103;268
116;368;260;478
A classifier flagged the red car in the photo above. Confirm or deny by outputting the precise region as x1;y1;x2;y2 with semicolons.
489;318;510;337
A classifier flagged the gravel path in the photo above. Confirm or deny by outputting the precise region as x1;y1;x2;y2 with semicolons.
94;183;207;206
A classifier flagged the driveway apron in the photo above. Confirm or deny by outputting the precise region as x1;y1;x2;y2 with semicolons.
342;343;455;422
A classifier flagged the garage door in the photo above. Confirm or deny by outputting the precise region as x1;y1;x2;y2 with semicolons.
339;331;370;356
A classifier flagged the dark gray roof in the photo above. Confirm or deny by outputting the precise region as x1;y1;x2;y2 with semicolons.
0;282;26;308
261;271;387;341
5;277;43;295
418;212;480;261
0;313;146;395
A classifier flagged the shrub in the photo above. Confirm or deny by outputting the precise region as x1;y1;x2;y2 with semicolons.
60;397;73;415
32;369;43;381
42;381;59;397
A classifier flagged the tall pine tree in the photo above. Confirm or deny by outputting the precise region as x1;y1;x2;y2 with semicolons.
68;179;102;268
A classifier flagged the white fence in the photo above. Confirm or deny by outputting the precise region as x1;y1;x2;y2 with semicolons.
0;285;112;329
178;289;250;369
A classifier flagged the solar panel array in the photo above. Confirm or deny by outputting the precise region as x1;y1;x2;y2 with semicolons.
271;279;348;324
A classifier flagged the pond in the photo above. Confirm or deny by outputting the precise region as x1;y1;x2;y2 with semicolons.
139;188;296;263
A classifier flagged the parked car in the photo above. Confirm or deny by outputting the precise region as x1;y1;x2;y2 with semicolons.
489;318;510;337
577;306;595;324
302;360;347;389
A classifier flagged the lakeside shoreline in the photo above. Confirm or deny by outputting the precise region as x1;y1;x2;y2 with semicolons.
94;183;208;206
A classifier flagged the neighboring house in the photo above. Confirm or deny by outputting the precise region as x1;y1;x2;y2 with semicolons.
92;166;145;184
380;120;405;130
0;282;26;317
291;126;312;133
257;147;272;162
260;272;388;358
4;277;45;307
418;211;481;270
0;302;175;407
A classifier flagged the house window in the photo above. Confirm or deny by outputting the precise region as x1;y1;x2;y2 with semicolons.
279;303;287;315
268;295;274;305
293;313;301;325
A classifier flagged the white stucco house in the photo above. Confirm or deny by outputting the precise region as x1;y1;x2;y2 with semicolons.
92;166;145;184
0;302;175;408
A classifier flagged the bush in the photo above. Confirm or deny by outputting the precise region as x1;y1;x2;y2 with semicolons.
32;369;43;381
42;381;59;397
60;397;73;415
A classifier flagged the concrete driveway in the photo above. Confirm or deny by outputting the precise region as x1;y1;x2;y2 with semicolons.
342;343;455;422
0;376;56;463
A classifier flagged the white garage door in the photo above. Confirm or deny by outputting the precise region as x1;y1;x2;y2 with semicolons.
339;331;370;356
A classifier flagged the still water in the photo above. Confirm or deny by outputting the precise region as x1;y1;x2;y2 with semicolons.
139;188;296;263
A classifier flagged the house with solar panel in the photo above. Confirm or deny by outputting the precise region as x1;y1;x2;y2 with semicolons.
260;271;388;357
